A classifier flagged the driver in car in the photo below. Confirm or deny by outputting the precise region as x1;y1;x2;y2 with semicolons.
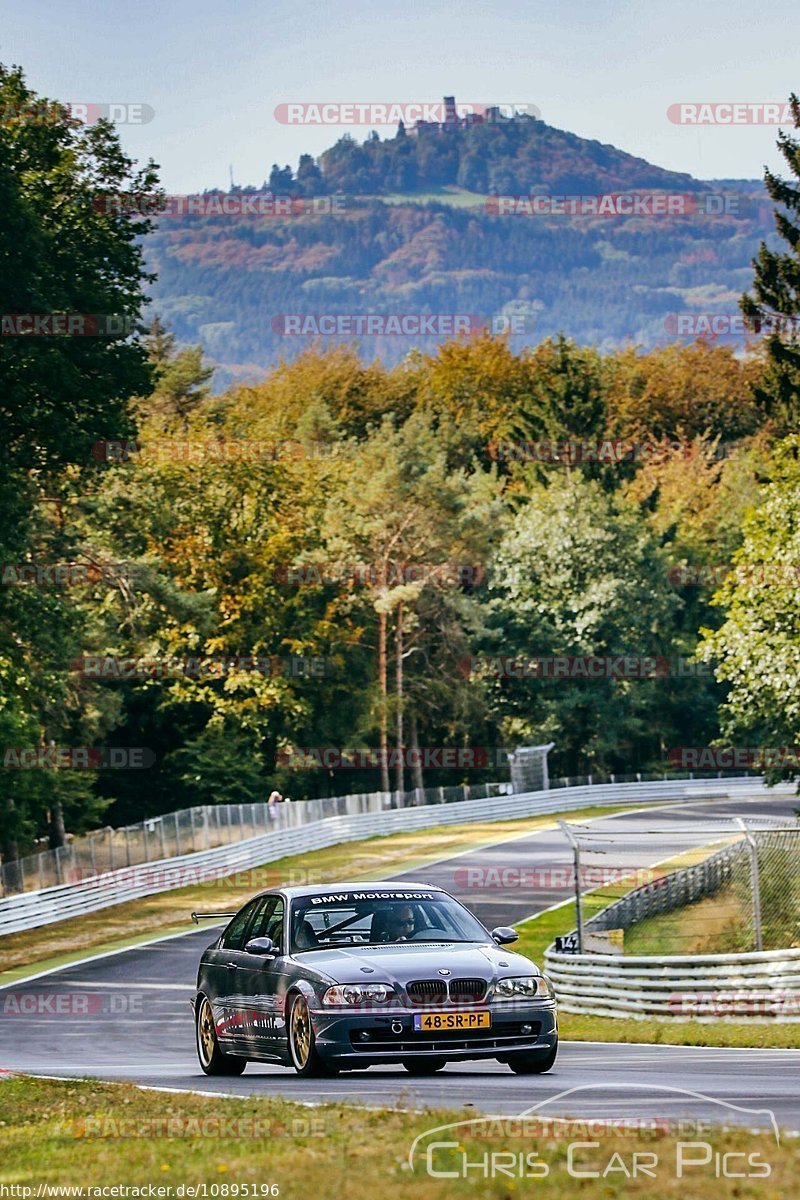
384;904;416;941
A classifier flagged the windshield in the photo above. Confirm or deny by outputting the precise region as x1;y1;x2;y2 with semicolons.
289;890;489;952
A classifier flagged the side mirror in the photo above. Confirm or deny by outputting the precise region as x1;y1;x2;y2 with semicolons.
491;926;519;945
245;936;277;956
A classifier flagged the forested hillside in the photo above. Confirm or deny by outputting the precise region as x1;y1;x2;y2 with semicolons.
147;185;771;386
308;114;704;196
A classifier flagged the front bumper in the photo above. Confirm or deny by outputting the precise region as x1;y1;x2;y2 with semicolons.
309;1003;558;1064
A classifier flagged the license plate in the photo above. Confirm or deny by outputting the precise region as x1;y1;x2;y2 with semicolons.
413;1011;491;1031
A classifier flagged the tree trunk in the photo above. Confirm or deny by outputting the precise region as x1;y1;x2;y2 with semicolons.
1;804;19;864
409;710;424;791
378;608;390;792
48;800;67;850
1;797;22;892
394;600;405;794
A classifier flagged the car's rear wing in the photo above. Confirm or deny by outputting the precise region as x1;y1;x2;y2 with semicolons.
191;911;236;924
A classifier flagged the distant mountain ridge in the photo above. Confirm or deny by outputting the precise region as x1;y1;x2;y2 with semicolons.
145;110;774;386
266;97;708;198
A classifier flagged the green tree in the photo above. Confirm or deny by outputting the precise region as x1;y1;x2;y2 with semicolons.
698;437;800;783
139;317;213;428
486;474;679;774
0;64;157;475
741;94;800;431
296;153;323;197
0;63;158;863
312;413;499;791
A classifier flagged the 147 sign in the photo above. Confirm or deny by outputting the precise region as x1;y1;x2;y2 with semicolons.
554;932;580;953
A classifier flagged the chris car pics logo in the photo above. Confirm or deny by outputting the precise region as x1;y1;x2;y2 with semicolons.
407;1086;778;1181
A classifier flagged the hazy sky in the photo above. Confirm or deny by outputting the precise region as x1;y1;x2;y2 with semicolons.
2;0;799;192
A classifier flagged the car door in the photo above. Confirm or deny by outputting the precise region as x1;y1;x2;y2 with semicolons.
212;898;263;1048
234;895;288;1057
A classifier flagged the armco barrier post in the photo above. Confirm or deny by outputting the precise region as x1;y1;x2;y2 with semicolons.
736;817;763;952
558;819;584;952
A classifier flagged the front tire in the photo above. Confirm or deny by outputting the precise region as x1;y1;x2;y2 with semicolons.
506;1041;558;1075
196;995;247;1076
402;1058;447;1075
287;993;337;1077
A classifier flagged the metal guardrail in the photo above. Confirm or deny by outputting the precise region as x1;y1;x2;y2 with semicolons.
0;781;511;897
1;766;765;897
587;838;746;933
0;776;780;938
544;944;800;1021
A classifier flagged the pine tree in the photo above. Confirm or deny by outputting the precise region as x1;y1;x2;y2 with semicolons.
268;163;294;194
741;93;800;430
296;153;323;196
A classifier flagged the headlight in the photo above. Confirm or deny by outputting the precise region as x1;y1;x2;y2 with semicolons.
494;975;554;1001
322;983;393;1006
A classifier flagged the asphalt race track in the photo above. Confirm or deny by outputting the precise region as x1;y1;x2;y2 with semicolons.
2;793;799;1132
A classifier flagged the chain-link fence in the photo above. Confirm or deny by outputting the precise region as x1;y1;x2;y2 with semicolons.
0;781;515;897
0;764;770;899
557;814;800;955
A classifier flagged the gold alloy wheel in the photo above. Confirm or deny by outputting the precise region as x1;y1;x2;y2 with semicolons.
290;996;311;1067
198;996;217;1066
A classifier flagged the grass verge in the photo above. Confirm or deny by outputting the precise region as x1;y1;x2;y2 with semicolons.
0;1075;794;1198
623;885;746;956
